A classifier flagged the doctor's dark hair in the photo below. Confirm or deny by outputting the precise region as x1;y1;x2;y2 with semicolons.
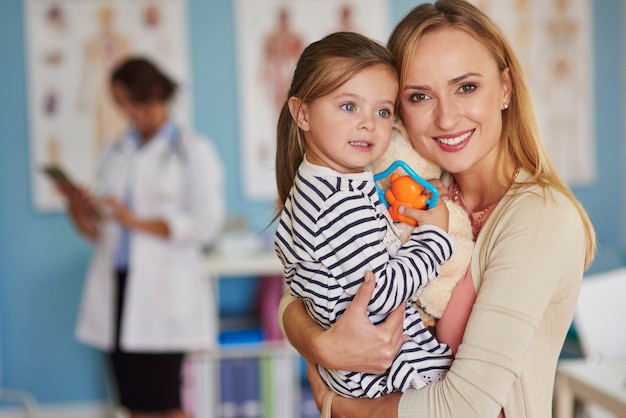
110;57;177;103
273;31;397;221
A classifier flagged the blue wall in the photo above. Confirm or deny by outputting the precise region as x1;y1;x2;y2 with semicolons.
0;0;623;405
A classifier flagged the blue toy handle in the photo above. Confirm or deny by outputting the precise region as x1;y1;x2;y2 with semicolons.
373;160;439;210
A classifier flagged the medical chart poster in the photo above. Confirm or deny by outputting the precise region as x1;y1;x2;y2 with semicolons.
25;0;191;211
472;0;595;185
235;0;390;200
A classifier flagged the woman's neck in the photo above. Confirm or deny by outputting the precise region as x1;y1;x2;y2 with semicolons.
453;160;518;212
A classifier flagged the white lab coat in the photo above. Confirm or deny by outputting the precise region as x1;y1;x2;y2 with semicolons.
75;126;225;352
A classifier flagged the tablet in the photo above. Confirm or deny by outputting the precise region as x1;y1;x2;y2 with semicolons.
41;164;74;188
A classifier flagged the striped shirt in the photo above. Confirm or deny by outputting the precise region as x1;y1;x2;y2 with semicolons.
275;158;454;397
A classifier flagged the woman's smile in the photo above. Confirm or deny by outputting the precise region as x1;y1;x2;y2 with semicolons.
433;129;473;150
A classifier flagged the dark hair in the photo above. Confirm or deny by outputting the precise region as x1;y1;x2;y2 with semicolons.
110;57;177;103
273;31;397;221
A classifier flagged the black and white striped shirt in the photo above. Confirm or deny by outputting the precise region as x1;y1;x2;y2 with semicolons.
275;159;454;397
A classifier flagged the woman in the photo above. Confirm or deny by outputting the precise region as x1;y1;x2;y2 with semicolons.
279;1;596;417
62;57;225;418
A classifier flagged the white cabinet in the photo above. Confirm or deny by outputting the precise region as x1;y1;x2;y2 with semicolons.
185;251;301;418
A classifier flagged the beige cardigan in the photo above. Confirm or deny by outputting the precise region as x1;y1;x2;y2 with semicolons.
398;171;586;417
279;170;586;417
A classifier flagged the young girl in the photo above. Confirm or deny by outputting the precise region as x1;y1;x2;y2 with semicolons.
273;31;455;400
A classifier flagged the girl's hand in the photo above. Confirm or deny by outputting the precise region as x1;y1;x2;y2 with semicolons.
319;270;407;374
400;178;450;232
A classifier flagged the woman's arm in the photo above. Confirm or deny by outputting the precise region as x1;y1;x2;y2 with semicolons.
307;360;401;418
282;271;406;374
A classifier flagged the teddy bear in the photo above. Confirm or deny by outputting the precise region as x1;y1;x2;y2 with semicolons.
367;120;474;326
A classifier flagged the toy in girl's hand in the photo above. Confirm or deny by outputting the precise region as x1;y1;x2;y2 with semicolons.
367;120;474;326
386;173;427;226
374;160;438;226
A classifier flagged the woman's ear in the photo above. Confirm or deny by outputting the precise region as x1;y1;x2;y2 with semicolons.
288;97;310;131
501;67;513;105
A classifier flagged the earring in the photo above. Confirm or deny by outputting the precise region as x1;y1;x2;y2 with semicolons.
502;103;509;110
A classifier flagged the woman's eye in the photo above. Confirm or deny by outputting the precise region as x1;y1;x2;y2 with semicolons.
377;108;392;118
459;84;476;94
409;92;430;103
341;102;356;111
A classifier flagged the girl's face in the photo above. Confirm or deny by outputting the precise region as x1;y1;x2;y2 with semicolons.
112;82;167;139
399;28;511;176
291;65;398;174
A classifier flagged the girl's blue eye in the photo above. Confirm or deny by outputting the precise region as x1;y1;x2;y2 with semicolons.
377;108;392;118
341;102;356;111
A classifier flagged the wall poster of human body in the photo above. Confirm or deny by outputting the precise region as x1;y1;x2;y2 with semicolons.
471;0;595;185
235;0;390;200
25;0;191;211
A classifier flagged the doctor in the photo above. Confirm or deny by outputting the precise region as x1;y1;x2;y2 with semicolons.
62;57;225;418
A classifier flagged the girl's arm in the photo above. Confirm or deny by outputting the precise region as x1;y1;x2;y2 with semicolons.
282;270;406;374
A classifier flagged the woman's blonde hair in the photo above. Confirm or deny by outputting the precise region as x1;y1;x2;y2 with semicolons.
272;31;397;222
387;0;596;269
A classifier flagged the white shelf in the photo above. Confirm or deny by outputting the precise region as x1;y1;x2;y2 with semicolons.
204;250;283;277
188;250;299;418
212;341;296;360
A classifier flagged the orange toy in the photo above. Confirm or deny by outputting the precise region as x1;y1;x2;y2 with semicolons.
384;173;429;226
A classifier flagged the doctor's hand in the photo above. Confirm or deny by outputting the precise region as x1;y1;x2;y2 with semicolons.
102;196;135;228
102;196;170;238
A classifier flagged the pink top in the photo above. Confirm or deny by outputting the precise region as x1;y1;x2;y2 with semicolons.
435;185;505;417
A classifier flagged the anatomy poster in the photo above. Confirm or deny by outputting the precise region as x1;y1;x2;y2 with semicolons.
471;0;596;185
235;0;390;200
25;0;191;211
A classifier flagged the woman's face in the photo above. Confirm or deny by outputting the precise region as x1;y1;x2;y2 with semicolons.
399;28;511;175
112;82;166;139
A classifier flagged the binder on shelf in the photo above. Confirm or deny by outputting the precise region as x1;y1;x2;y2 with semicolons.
259;355;275;418
256;274;285;341
239;357;261;418
258;354;299;418
219;359;238;418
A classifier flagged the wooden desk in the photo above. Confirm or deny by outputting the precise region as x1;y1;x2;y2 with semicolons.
555;358;626;418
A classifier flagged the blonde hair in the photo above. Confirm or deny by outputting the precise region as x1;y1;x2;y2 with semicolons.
387;0;595;269
272;31;397;222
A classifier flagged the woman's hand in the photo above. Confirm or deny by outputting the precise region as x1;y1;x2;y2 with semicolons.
318;271;407;374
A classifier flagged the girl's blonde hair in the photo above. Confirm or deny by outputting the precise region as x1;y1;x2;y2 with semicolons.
387;0;596;269
273;31;397;221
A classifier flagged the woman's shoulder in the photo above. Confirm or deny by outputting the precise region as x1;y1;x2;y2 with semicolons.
497;182;583;237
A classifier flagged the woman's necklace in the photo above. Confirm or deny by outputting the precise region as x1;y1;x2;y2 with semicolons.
453;167;521;240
